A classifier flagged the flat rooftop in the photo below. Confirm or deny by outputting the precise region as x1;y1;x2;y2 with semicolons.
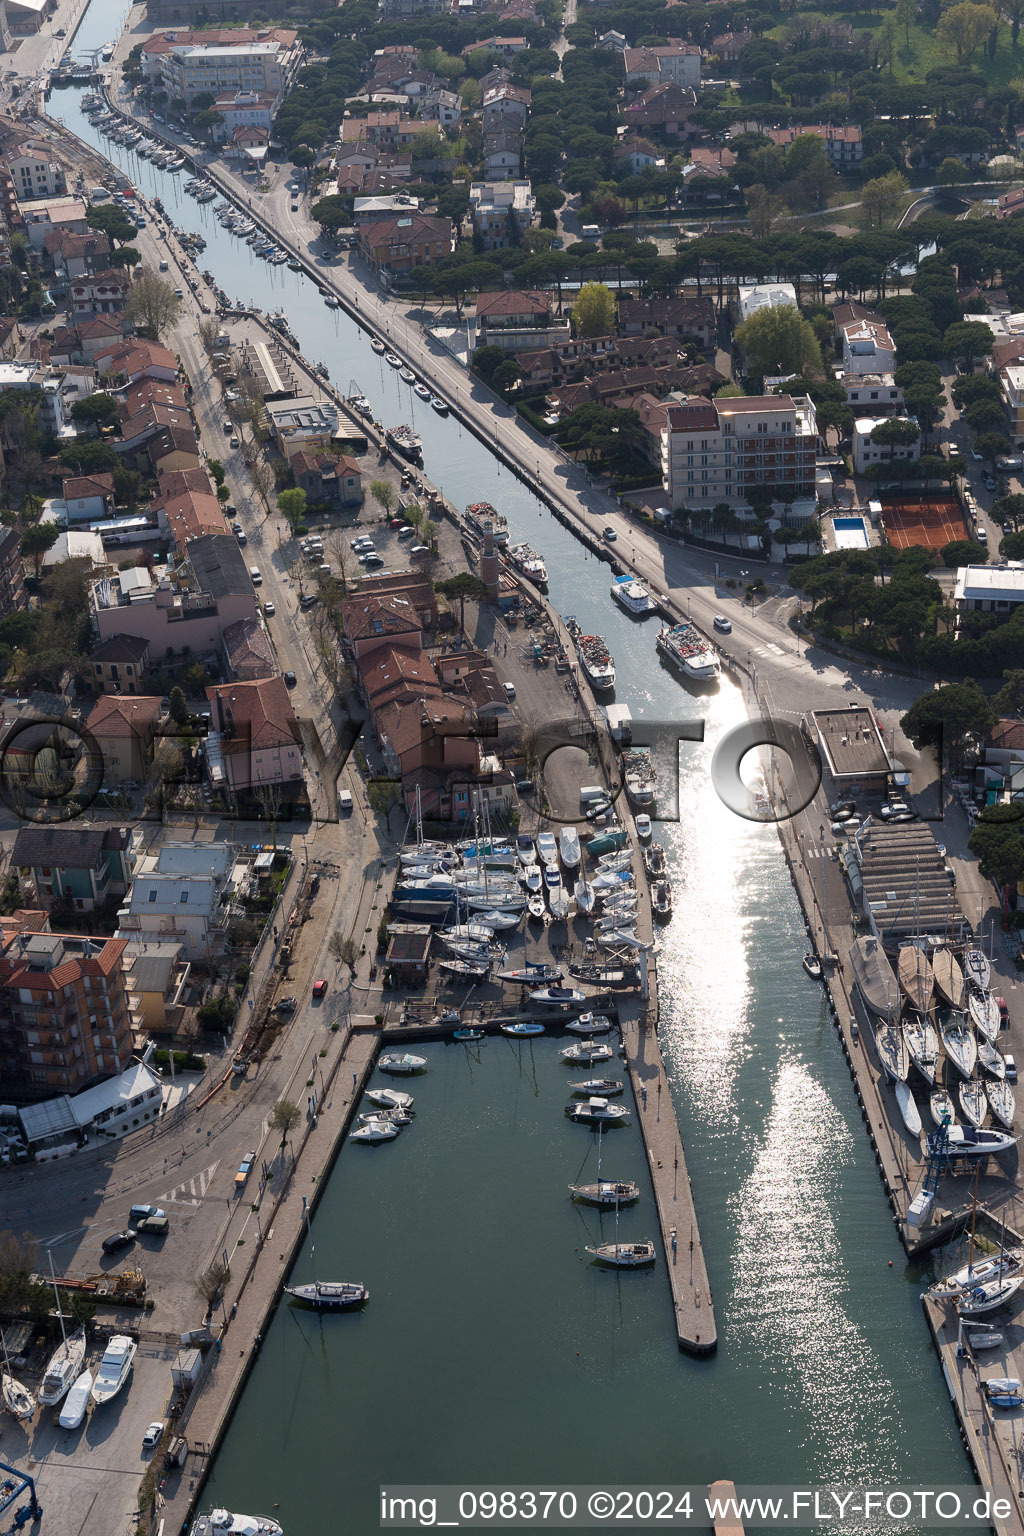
852;822;968;946
811;706;891;781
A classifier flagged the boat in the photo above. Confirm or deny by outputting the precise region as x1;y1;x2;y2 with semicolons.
850;937;900;1019
371;337;387;354
959;1078;988;1130
465;502;509;546
497;964;562;983
385;352;401;368
453;1027;485;1042
507;542;548;585
903;1015;940;1086
802;954;823;980
969;989;1002;1044
559;827;581;869
575;633;616;692
58;1368;93;1428
597;848;633;871
570;1077;624;1095
285;1280;368;1310
895;1080;922;1136
1;1361;34;1421
568;962;639;987
899;946;934;1014
537;831;558;865
597;929;652;951
191;1513;284;1536
39;1324;87;1407
651;879;673;920
574;877;595;914
964;946;992;993
528;893;546;920
958;1276;1023;1316
467;891;526;914
544;866;563;900
987;1079;1016;1129
473;907;523;928
875;1016;910;1082
570;1176;639;1204
644;843;666;878
357;1105;413;1127
586;829;628;857
365;1088;413;1111
524;868;544;895
549;886;571;921
561;1040;615;1065
399;366;416;384
622;748;656;808
90;1335;136;1405
586;1238;656;1266
610;574;653;616
351;1117;399;1143
530;985;586;1007
565;1012;614;1035
501;1021;545;1037
989;1393;1023;1408
932;1253;1022;1298
386;425;422;460
979;1039;1006;1079
516;834;536;867
566;1096;630;1124
377;1052;427;1074
437;958;490;979
656;622;720;682
926;1124;1017;1158
969;1330;1005;1350
941;1012;977;1079
634;814;652;841
430;396;449;415
348;393;372;418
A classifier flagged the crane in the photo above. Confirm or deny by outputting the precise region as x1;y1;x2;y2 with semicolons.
0;1456;41;1534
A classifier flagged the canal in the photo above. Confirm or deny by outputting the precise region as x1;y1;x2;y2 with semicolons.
46;41;970;1526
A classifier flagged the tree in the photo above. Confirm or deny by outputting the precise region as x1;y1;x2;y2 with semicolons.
126;269;182;339
734;303;820;378
370;479;395;516
435;571;486;628
969;803;1024;887
70;393;118;428
992;494;1024;533
472;345;505;384
936;1;998;61
292;146;315;169
943;321;994;368
20;521;58;577
84;203;137;245
894;361;945;431
492;359;522;394
746;183;787;239
994;669;1024;717
278;487;307;527
310;195;353;233
168;686;188;725
900;680;996;769
270;1098;301;1157
571;281;615;338
1000;531;1024;559
58;440;118;475
328;930;359;973
192;109;224;140
937;157;971;186
973;429;1012;461
940;539;989;567
109;246;141;271
869;418;921;446
195;1259;231;1310
861;171;909;227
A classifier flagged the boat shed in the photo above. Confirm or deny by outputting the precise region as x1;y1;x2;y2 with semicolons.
385;923;432;980
847;822;969;949
810;705;893;795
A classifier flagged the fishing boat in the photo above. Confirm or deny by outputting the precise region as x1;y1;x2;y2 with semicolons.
610;573;653;616
39;1323;86;1408
566;1096;630;1125
530;985;586;1007
465;502;510;545
850;937;900;1019
987;1079;1016;1129
365;1088;413;1111
899;946;934;1014
561;1040;615;1065
958;1276;1023;1316
506;542;548;585
501;1021;545;1037
191;1512;284;1536
979;1039;1006;1079
656;622;720;683
377;1052;427;1074
651;879;673;920
926;1124;1017;1158
386;424;422;460
941;1012;977;1079
565;1012;613;1035
644;843;666;877
930;1087;957;1128
285;1280;368;1310
586;1237;656;1266
90;1335;136;1405
969;989;1002;1045
802;954;823;980
559;827;581;869
960;1078;988;1130
895;1080;922;1136
964;946;992;993
453;1027;485;1042
58;1369;93;1428
903;1015;940;1086
497;964;562;984
569;1077;624;1096
932;1252;1022;1298
874;1018;909;1082
351;1117;399;1143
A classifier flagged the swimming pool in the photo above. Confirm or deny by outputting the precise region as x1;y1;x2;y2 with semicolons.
832;515;869;550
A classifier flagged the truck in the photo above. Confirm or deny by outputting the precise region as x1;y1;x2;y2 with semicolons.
580;223;601;242
234;1150;256;1191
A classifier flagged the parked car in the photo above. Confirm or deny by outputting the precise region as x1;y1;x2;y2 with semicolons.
284;670;297;687
263;601;276;617
142;1423;164;1450
299;593;319;610
312;978;328;999
502;682;516;699
879;801;916;822
136;1214;168;1235
275;996;297;1014
829;800;857;820
129;1203;165;1224
102;1230;136;1255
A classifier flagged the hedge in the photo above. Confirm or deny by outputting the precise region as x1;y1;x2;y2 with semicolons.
516;400;556;435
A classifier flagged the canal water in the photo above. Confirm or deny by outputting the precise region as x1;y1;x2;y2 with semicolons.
46;40;971;1525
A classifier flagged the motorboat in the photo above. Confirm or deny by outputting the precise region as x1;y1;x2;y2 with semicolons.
656;622;719;682
386;425;422;460
561;1040;615;1066
959;1079;988;1130
565;1012;614;1035
537;831;558;866
543;863;563;893
58;1369;93;1428
610;574;653;616
644;843;666;877
399;367;416;384
285;1280;368;1309
570;1178;640;1205
501;1021;545;1036
651;879;673;920
970;989;1002;1045
903;1015;940;1086
516;834;536;867
414;382;431;400
530;985;586;1007
377;1053;427;1074
958;1276;1022;1316
926;1124;1017;1158
964;946;992;993
987;1079;1016;1129
941;1013;977;1079
525;867;544;894
899;946;934;1014
875;1019;909;1082
933;947;965;1006
453;1028;486;1042
365;1088;413;1111
351;1118;399;1143
634;814;652;841
357;1106;413;1127
528;893;546;920
498;963;562;984
930;1087;958;1127
559;827;581;869
931;1251;1022;1298
585;1239;656;1266
191;1514;284;1536
569;1077;624;1095
622;747;656;808
90;1335;136;1405
895;1080;922;1136
39;1324;87;1407
979;1039;1006;1079
371;337;387;354
548;887;571;921
2;1369;34;1420
575;633;616;692
506;542;548;585
566;1097;630;1124
803;954;823;980
430;396;449;414
385;352;401;367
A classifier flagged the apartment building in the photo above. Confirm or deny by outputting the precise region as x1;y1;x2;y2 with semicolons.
205;676;303;797
12;824;136;913
4;139;67;201
765;123;863;168
0;930;133;1096
842;317;896;375
0;362;71;437
91;535;259;654
469;180;536;250
622;42;701;88
661;393;818;511
852;416;921;475
141;27;302;108
1001;363;1024;445
117;842;235;958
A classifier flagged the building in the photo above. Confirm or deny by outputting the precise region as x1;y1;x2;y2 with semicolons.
205;677;303;797
623;42;701;89
4;139;67;201
356;213;455;276
340;592;423;659
43;230;111;282
810;705;893;795
842;317;897;376
90;634;152;693
379;0;445;18
953;562;1024;615
16;1057;164;1147
843;373;903;415
660;393;818;511
469;180;535;250
997;187;1024;221
471;289;563;355
765;123;862;168
1000;363;1024;445
122;940;189;1035
481;82;530;128
222;615;275;680
20;197;89;251
85;694;163;780
0;931;132;1097
849;823;968;947
12;824;136;914
209;89;277;142
736;283;798;324
94;339;178;386
384;923;432;980
141;27;302;106
622;81;699;137
117;842;235;958
61;473;115;523
0;362;70;437
0;525;26;618
91;537;259;656
264;396;340;459
710;30;752;62
290;450;361;508
852;417;921;476
617;295;715;347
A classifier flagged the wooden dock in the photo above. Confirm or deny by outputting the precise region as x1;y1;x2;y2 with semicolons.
708;1482;745;1536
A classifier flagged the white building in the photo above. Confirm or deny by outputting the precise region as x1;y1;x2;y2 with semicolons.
117;844;236;958
852;416;921;475
141;27;303;108
737;283;798;324
210;90;277;142
4;139;66;201
661;393;818;512
843;372;903;414
17;1059;164;1152
469;180;536;250
953;563;1024;615
0;362;70;436
622;44;701;89
842;318;896;376
1000;363;1024;446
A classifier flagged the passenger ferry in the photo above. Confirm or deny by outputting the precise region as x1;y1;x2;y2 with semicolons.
656;622;720;683
610;573;653;616
506;541;547;585
465;501;509;546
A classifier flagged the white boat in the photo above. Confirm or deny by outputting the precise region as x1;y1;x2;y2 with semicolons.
506;541;547;584
473;908;523;929
574;877;595;914
548;887;571;921
524;867;543;893
467;890;526;913
622;747;656;808
566;1096;630;1124
191;1513;284;1536
874;1019;909;1082
930;1088;958;1128
570;1178;639;1205
895;1080;922;1136
597;929;652;951
576;634;616;691
39;1324;87;1407
987;1079;1016;1129
377;1053;426;1075
958;1276;1022;1316
2;1368;34;1420
90;1335;136;1405
559;827;581;869
656;622;719;682
932;1252;1022;1298
959;1078;988;1130
979;1039;1006;1079
969;1330;1005;1350
597;850;633;871
565;1012;614;1035
850;937;900;1018
585;1238;656;1266
634;814;652;841
561;1040;614;1065
357;1106;413;1127
610;574;653;615
285;1280;368;1310
941;1014;977;1079
964;946;992;992
651;879;673;920
528;893;546;920
58;1369;93;1428
970;989;1001;1044
537;831;558;866
530;985;586;1007
516;834;536;867
904;1016;940;1086
926;1124;1017;1158
365;1088;413;1111
351;1117;399;1143
985;1377;1022;1395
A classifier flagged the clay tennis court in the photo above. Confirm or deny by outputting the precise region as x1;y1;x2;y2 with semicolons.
878;496;967;551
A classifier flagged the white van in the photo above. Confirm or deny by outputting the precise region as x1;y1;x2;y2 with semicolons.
579;785;609;807
249;566;262;586
397;526;416;540
338;788;353;814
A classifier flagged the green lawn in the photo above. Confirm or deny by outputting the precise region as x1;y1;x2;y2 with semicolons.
767;9;1024;86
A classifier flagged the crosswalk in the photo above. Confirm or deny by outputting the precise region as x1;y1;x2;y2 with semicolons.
157;1159;219;1208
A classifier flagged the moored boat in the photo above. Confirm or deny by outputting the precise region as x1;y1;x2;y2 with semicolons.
506;542;548;585
656;622;720;683
351;1117;399;1143
610;574;653;616
576;633;616;692
585;1239;656;1266
453;1027;485;1042
652;879;673;920
365;1088;413;1111
958;1276;1023;1316
561;1040;614;1065
569;1077;624;1095
501;1020;546;1037
285;1280;368;1309
570;1178;640;1205
565;1011;613;1035
377;1052;427;1074
386;424;422;460
932;1251;1022;1298
465;501;509;546
191;1512;284;1536
566;1096;630;1124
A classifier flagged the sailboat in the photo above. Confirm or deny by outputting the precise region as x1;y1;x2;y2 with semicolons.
899;946;934;1014
930;1087;958;1128
958;1276;1023;1316
585;1192;655;1266
932;947;965;1007
570;1127;640;1206
874;1017;909;1082
941;1011;977;1078
987;1078;1016;1129
37;1252;87;1407
903;1015;940;1085
1;1340;34;1422
959;1078;988;1130
969;989;1001;1045
978;1039;1006;1079
964;944;992;993
285;1208;368;1310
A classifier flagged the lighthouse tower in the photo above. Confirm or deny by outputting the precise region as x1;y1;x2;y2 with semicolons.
479;518;500;602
